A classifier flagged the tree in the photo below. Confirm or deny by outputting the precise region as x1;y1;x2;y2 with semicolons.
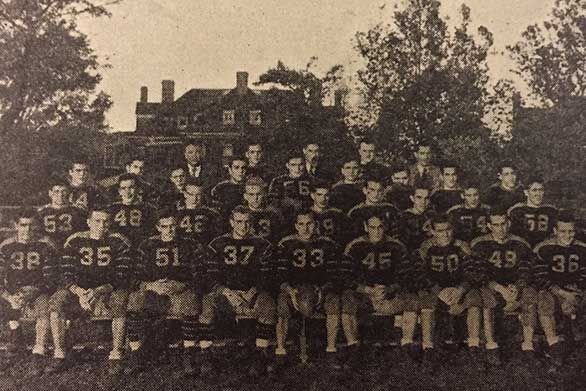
508;0;585;106
354;1;496;157
0;0;118;134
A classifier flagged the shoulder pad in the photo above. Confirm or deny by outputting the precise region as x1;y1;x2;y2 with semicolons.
344;236;368;254
534;238;558;253
470;234;493;249
277;234;298;247
63;231;90;247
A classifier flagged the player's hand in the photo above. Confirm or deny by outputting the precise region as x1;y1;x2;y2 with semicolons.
79;289;95;311
289;288;300;311
7;294;24;310
94;284;114;296
372;285;386;300
558;289;579;305
505;284;519;302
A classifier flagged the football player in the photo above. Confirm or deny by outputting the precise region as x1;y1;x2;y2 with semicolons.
533;211;586;368
470;207;536;364
0;209;58;374
357;139;388;183
447;180;490;243
37;177;87;247
241;177;286;243
125;210;206;376
199;206;277;376
483;162;524;210
309;182;350;245
329;158;365;213
430;163;462;214
107;174;156;246
384;164;413;212
275;210;348;365
66;158;108;210
47;206;132;374
211;156;247;218
245;142;272;182
508;175;558;248
269;152;313;211
399;185;434;252
348;178;399;239
175;179;222;245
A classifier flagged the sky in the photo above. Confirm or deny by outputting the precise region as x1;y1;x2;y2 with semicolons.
77;0;556;131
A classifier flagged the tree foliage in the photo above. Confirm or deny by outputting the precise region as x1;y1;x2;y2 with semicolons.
0;0;118;135
354;0;496;156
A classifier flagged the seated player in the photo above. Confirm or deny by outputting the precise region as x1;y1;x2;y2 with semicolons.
175;179;221;245
412;215;479;370
159;166;187;209
107;174;156;246
329;157;365;213
470;207;536;364
343;215;414;358
430;163;462;214
199;206;277;377
0;209;58;374
269;152;313;214
275;210;348;366
447;180;490;243
399;185;434;252
125;210;206;377
241;177;285;243
47;206;132;374
309;182;350;246
211;156;247;218
384;164;413;212
483;162;524;210
508;175;558;248
533;211;586;369
66;158;108;211
37;177;87;247
348;178;399;239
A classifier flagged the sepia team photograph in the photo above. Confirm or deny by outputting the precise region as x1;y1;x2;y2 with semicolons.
0;0;584;390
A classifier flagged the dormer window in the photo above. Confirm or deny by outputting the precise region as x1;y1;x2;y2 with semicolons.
223;110;235;125
249;110;262;125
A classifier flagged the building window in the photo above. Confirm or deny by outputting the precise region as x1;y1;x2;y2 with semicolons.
177;116;188;130
223;110;235;125
249;110;262;125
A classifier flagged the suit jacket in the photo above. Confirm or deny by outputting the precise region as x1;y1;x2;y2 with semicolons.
408;164;442;191
179;160;219;191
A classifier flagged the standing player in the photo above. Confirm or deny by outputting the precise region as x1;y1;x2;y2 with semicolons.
175;179;221;245
245;142;271;182
384;165;413;212
430;163;462;214
37;178;87;248
66;159;108;210
348;179;400;239
211;156;247;218
0;209;58;373
241;177;285;243
275;210;347;365
269;152;313;209
357;139;388;183
125;210;206;376
329;158;365;214
533;211;586;368
47;207;132;374
447;181;490;243
483;162;524;210
470;207;536;364
508;176;558;248
108;174;156;246
199;206;277;377
399;186;434;251
309;182;350;246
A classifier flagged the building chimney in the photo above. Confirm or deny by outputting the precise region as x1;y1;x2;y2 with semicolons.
140;86;148;103
162;80;175;104
236;72;248;95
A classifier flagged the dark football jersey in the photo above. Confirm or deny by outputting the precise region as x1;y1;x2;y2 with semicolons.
483;184;524;210
344;236;408;286
268;174;312;205
447;204;490;243
384;184;413;212
430;189;462;214
312;208;350;245
417;239;471;289
69;183;108;211
276;235;340;286
62;231;131;289
37;205;87;248
534;239;586;290
175;205;221;245
0;237;57;293
244;206;286;244
246;163;273;183
470;234;533;286
329;181;365;213
108;201;156;246
399;209;434;251
508;203;558;248
136;236;204;283
347;202;400;239
207;234;273;291
211;180;245;217
359;161;389;183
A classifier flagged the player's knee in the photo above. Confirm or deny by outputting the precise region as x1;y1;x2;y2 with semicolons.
520;287;538;306
464;289;482;308
126;290;145;313
538;290;556;317
324;292;340;316
480;287;498;309
109;290;129;318
48;289;71;315
340;291;357;315
255;293;276;323
168;291;200;318
401;293;419;312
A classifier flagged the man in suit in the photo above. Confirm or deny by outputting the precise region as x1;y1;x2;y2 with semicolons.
181;141;218;192
303;142;333;182
408;143;442;191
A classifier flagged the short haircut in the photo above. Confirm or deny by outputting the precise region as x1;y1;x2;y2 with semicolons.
525;174;545;188
118;173;137;186
184;178;205;188
88;204;110;217
391;164;409;175
430;214;451;229
155;208;176;223
230;205;251;219
310;180;331;193
440;161;458;172
228;155;247;166
287;151;304;162
245;177;266;188
497;160;516;173
364;177;383;187
488;205;509;218
461;178;481;191
359;138;375;147
557;210;575;225
14;207;39;222
295;208;315;221
340;155;359;166
68;158;89;170
412;181;431;194
183;140;205;149
169;166;186;176
47;176;70;190
122;150;145;166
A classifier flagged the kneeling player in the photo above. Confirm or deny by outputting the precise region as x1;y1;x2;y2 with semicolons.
0;209;57;374
534;211;586;368
125;210;206;376
275;210;349;366
48;207;131;374
200;206;277;377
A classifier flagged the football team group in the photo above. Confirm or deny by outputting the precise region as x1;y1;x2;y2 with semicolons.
0;139;584;380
